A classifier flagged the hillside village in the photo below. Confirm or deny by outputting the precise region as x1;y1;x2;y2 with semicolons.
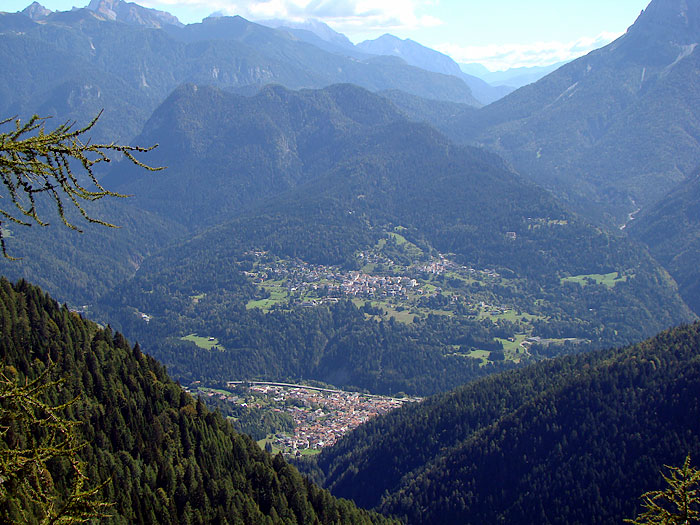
243;237;504;313
198;382;419;455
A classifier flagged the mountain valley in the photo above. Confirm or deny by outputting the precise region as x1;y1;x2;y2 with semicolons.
1;0;700;523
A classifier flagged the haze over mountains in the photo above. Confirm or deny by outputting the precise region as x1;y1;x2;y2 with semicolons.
460;61;567;89
1;0;700;522
397;0;700;228
256;19;521;104
354;34;514;105
0;0;480;144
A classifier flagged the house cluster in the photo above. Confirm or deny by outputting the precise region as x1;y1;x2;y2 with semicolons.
419;254;458;275
420;257;500;281
247;384;413;453
248;258;342;289
333;273;419;299
479;302;510;316
248;257;423;301
135;310;152;323
243;249;503;313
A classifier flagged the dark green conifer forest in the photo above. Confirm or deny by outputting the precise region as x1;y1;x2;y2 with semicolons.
308;322;700;524
0;278;394;524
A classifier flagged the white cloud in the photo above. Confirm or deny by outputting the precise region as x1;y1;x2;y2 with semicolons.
437;31;622;71
140;0;443;33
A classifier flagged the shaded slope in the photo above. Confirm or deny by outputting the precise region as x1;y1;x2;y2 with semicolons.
0;199;185;306
0;278;393;524
313;323;700;524
629;170;700;315
109;83;407;229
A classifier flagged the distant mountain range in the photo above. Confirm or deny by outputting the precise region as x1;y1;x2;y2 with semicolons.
388;0;700;229
247;18;517;105
89;0;182;26
460;61;567;88
259;18;558;99
20;0;183;26
355;34;514;105
258;17;357;53
0;0;481;144
6;0;542;108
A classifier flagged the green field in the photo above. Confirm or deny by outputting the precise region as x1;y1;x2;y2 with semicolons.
246;285;288;311
382;304;418;323
561;272;628;288
181;334;221;350
497;334;529;353
297;448;321;456
257;436;283;454
258;435;321;456
465;349;491;365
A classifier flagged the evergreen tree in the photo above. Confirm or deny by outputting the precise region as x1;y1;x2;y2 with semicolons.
0;365;111;524
626;455;700;525
0;113;161;256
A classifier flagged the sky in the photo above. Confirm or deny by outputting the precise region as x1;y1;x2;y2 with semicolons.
2;0;652;70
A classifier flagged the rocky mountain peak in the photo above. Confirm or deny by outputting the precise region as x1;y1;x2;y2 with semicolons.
628;0;700;43
86;0;183;28
21;1;52;20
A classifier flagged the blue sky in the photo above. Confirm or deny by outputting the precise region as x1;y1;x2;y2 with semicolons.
3;0;652;70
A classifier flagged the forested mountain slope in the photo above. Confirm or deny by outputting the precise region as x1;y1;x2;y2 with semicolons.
629;170;700;315
109;83;411;228
0;278;393;524
94;83;694;396
312;322;700;524
0;198;185;306
393;0;700;226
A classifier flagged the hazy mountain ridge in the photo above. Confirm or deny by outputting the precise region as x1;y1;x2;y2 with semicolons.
20;1;51;20
395;0;700;227
460;62;566;88
356;33;513;105
87;0;183;28
258;18;357;53
255;18;514;105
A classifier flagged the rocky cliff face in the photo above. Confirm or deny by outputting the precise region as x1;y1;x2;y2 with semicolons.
20;1;52;20
87;0;183;27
